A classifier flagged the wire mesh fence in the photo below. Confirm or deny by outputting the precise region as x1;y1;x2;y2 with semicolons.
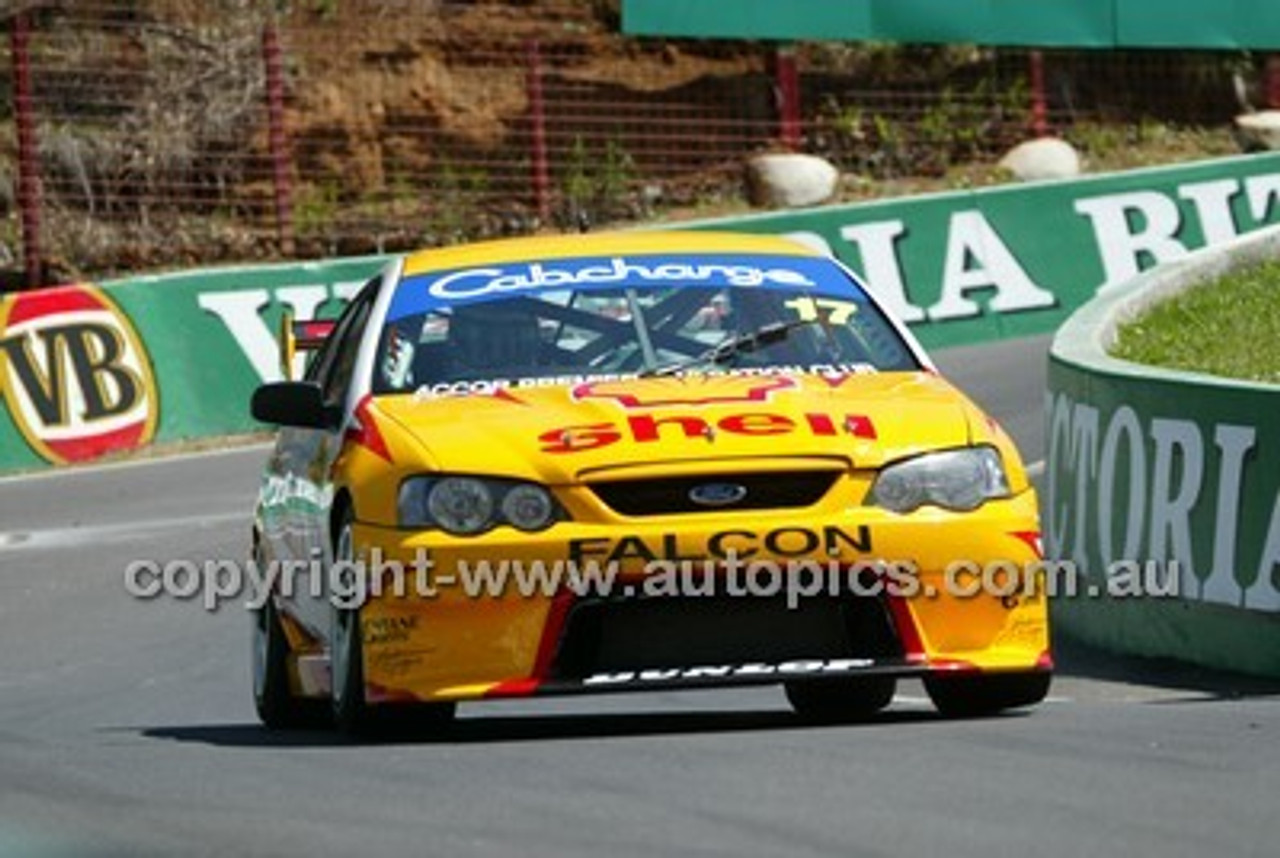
0;0;1274;287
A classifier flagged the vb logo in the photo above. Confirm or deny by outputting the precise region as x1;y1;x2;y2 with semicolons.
0;285;158;464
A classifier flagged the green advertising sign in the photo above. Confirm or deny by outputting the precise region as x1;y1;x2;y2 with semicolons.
0;257;388;474
623;0;1280;48
1046;365;1280;610
110;257;388;442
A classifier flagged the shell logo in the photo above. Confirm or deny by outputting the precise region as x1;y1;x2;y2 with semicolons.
571;374;797;408
0;285;158;464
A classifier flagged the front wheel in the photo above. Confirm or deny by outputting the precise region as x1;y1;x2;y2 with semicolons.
331;511;371;734
329;510;456;737
923;671;1051;718
785;677;896;722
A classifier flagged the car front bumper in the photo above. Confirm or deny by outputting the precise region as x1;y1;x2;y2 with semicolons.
344;490;1051;703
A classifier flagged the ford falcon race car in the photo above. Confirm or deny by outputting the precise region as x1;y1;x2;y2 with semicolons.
250;230;1051;734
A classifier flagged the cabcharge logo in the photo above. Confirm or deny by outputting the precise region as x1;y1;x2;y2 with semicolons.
421;255;818;300
0;285;158;464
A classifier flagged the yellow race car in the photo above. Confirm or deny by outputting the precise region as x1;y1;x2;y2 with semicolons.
250;230;1050;734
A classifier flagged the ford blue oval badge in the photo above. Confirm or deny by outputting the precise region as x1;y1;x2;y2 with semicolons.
688;482;748;507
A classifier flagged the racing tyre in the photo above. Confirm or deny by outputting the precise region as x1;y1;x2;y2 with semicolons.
785;677;896;722
331;602;368;735
331;510;372;735
252;556;327;729
923;671;1051;718
330;510;456;737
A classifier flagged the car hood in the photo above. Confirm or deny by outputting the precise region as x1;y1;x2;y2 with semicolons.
372;372;991;484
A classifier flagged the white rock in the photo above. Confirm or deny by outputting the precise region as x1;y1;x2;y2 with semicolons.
998;137;1081;181
746;153;839;208
1234;111;1280;151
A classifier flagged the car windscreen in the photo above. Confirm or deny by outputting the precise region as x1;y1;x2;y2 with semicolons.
371;253;920;395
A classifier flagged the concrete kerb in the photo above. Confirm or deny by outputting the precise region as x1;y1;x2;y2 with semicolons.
1047;223;1280;678
1052;223;1280;391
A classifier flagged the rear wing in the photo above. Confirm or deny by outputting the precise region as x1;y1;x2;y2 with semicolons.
279;311;337;380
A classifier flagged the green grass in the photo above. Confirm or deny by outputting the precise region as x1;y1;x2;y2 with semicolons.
1110;259;1280;384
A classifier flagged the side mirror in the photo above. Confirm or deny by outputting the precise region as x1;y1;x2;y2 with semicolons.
251;381;341;429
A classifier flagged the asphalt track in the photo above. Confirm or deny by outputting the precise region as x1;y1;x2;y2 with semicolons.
1;333;1277;857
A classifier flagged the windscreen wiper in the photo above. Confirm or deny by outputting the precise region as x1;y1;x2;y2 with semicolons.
641;318;817;378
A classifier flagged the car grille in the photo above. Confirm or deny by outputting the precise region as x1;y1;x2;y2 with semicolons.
550;591;903;680
586;470;839;516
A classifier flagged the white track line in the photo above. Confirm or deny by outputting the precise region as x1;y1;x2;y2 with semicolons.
0;511;248;552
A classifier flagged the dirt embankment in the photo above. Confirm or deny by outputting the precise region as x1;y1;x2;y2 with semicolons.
280;1;760;198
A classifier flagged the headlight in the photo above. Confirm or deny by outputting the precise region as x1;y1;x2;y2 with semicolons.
398;476;559;534
426;477;493;535
500;483;556;531
868;446;1010;513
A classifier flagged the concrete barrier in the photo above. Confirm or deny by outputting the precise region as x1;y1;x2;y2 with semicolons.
1046;225;1280;677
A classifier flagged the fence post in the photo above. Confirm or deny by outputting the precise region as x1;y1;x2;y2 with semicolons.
11;13;42;289
1267;54;1280;110
526;39;550;224
1029;50;1049;137
262;21;294;257
774;45;801;150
